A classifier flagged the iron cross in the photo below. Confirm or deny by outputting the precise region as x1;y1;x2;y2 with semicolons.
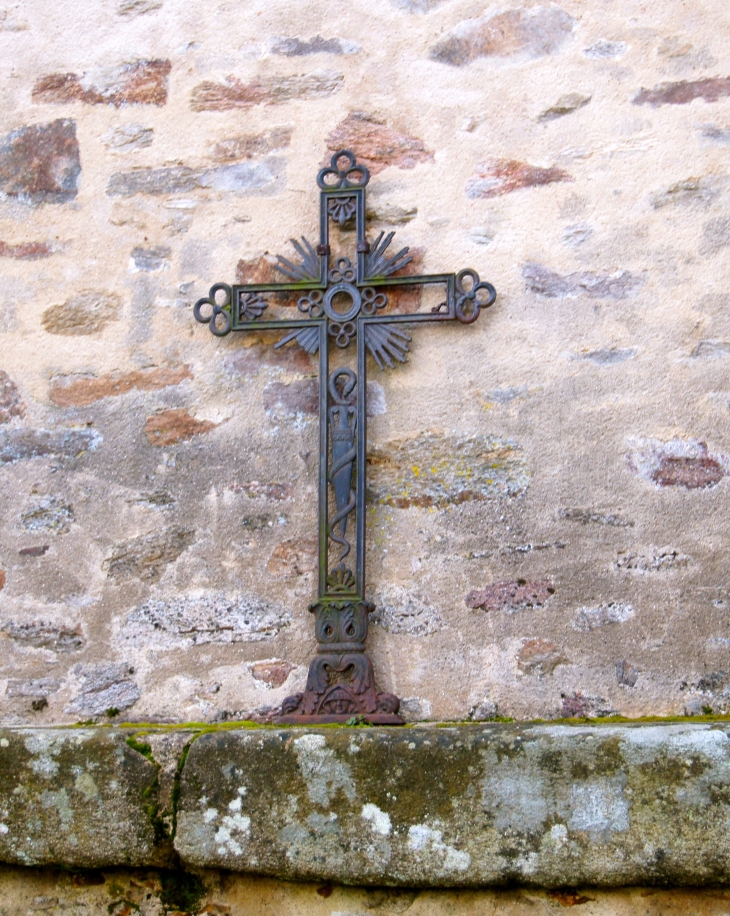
194;150;496;724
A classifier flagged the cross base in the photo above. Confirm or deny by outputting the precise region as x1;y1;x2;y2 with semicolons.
276;596;404;725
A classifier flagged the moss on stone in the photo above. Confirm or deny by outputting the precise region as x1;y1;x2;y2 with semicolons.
158;869;206;913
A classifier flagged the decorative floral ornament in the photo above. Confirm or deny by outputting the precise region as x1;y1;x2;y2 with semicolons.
193;283;232;337
317;149;370;190
237;291;268;321
328;258;356;284
361;287;387;315
328;320;357;348
328;196;357;226
298;290;324;318
454;270;497;324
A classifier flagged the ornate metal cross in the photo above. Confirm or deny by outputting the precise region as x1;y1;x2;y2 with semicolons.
194;150;496;724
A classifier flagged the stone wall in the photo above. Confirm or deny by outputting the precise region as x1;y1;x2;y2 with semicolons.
0;0;729;726
2;868;730;916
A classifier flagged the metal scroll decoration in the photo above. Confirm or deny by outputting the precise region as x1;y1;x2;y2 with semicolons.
195;149;496;724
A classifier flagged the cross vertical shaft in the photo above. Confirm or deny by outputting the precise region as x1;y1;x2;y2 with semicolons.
194;150;496;723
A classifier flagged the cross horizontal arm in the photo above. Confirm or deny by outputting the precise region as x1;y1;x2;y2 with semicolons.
360;273;455;288
230;318;323;332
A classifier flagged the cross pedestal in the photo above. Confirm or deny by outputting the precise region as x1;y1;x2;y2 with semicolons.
195;150;496;724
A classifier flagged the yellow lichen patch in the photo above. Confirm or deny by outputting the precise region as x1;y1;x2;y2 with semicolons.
367;432;527;508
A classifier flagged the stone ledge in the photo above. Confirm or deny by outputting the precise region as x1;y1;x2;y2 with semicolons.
2;722;730;886
0;728;163;868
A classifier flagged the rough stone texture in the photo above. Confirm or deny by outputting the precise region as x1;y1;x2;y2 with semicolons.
627;438;727;489
191;71;343;111
538;92;592;122
0;428;100;463
102;123;154;151
574;602;636;631
370;584;443;635
0;372;24;424
466;579;555;612
50;366;192;408
0;240;54;260
107;159;284;196
64;663;140;716
21;496;75;534
650;176;723;210
326;112;433;175
466;159;572;198
0;0;727;735
143;408;216;445
634;77;730;107
120;592;291;648
270;36;360;57
367;433;528;507
103;526;195;582
117;0;163;16
248;658;296;687
523;263;644;299
267;537;318;577
176;723;730;886
2;869;730;916
212;127;293;162
0;120;80;204
0;728;159;867
1;621;83;651
130;245;170;272
430;7;574;66
32;60;171;107
517;638;569;675
41;291;122;335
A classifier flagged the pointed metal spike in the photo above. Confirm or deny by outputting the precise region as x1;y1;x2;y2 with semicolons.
302;236;317;260
381;341;409;362
289;237;319;280
298;327;321;354
381;248;412;277
290;238;307;258
274;326;320;355
274;329;300;349
368;343;390;370
275;256;302;280
388;328;412;342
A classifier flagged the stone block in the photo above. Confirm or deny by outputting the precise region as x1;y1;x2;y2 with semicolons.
430;7;574;66
175;723;730;886
191;71;343;111
212;127;292;162
634;77;730;107
0;729;161;867
326;113;433;175
270;36;360;56
466;160;571;198
0;427;101;464
466;579;555;612
0;120;80;204
627;438;727;489
50;366;192;408
103;526;195;582
41;291;122;336
120;592;291;648
523;263;644;299
366;433;528;507
0;372;24;423
0;240;55;260
143;409;216;446
32;60;171;107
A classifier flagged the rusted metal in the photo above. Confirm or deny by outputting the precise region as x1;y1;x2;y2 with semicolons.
195;150;496;724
